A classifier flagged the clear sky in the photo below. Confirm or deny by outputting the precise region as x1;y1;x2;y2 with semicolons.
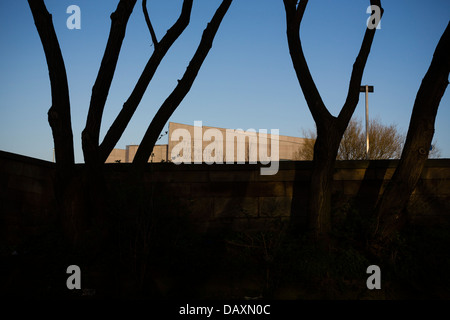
0;0;449;163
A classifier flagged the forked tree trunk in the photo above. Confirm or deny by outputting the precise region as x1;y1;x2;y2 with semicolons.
374;22;450;244
283;0;382;240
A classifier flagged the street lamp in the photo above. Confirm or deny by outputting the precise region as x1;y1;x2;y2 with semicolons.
360;85;374;160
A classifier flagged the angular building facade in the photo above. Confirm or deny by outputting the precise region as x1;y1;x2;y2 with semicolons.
105;122;310;163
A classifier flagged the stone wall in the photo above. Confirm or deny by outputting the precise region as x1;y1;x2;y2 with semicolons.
1;150;450;247
103;158;450;233
0;151;57;248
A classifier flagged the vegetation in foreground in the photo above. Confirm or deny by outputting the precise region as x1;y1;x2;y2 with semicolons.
2;196;449;300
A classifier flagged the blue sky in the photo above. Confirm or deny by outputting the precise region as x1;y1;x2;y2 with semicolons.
0;0;449;163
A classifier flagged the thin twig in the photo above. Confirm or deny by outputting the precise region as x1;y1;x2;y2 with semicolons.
142;0;158;47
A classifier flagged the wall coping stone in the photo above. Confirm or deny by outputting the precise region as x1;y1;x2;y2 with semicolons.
2;150;448;172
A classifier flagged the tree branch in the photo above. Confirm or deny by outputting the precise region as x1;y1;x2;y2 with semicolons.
284;0;383;132
82;0;136;166
142;0;158;47
27;0;74;178
283;0;331;125
295;0;308;24
132;0;233;167
99;0;193;163
284;0;383;238
338;0;383;128
374;22;450;243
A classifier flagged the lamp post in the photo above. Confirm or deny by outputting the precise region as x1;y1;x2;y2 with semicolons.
360;85;373;160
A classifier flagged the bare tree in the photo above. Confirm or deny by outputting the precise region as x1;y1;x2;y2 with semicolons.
283;0;383;239
132;0;233;167
293;128;315;160
97;0;195;164
30;0;232;172
337;119;367;160
28;0;233;249
295;118;406;161
373;22;450;245
362;119;404;160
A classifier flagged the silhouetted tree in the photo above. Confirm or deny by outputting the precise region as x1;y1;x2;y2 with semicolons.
97;0;194;165
283;0;383;240
373;22;450;245
133;0;233;167
28;0;232;250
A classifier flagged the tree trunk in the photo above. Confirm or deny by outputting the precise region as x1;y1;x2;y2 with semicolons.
374;22;450;244
308;123;342;239
28;0;81;250
27;0;75;183
78;0;139;259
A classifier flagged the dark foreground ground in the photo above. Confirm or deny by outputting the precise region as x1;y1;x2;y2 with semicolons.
2;196;450;301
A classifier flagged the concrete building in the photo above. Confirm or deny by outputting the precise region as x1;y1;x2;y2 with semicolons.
105;122;310;163
106;144;168;163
